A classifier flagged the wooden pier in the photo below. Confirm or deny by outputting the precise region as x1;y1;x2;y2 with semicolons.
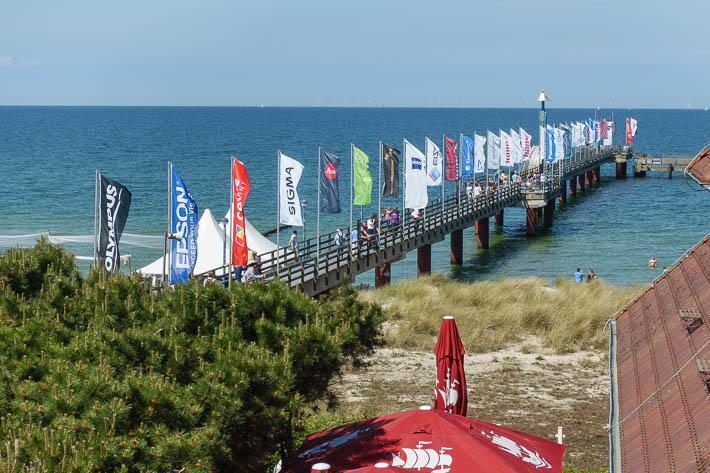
633;154;694;178
248;145;630;297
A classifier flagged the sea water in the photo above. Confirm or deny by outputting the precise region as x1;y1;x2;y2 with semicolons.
1;106;708;287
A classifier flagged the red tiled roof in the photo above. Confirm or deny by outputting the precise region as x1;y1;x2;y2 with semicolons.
686;143;710;189
612;233;710;472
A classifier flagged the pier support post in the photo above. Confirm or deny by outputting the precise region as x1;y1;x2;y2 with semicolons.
417;244;431;276
578;174;586;192
475;218;489;250
494;210;504;227
536;207;543;220
450;229;463;264
543;200;554;228
526;208;537;236
375;263;391;288
668;163;673;179
559;181;567;203
570;178;577;197
593;166;600;183
615;154;627;179
585;171;593;187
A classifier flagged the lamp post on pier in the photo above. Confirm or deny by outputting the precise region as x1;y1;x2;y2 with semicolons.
537;90;550;190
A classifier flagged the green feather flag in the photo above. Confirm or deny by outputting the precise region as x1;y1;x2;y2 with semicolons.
352;145;372;205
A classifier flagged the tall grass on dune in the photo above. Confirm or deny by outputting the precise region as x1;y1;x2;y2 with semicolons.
360;274;641;354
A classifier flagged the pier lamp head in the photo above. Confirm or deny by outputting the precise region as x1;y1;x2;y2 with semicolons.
537;90;550;103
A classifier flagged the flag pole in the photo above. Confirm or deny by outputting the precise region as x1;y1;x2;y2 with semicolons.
349;143;353;258
458;133;462;213
277;151;281;277
94;170;99;267
378;141;382;242
441;134;445;224
163;163;170;284
317;146;321;262
403;140;407;222
228;157;234;288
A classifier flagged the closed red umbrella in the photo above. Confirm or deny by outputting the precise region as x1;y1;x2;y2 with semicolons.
285;407;566;473
434;316;467;416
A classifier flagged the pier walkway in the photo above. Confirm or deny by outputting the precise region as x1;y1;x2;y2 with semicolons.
255;146;629;296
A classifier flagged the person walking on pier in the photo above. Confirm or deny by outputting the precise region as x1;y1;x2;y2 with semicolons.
381;206;393;227
474;181;483;199
287;230;300;262
390;207;401;226
466;182;473;201
334;228;345;246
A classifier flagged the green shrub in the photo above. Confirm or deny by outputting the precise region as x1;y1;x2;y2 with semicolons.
0;242;384;472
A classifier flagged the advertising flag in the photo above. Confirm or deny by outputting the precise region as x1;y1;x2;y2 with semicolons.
520;127;532;160
630;118;638;136
444;136;458;181
473;134;486;173
319;149;341;213
603;121;614;146
510;129;523;164
231;158;250;267
601;119;608;139
554;127;564;162
381;143;400;197
545;126;556;162
353;146;373;205
404;140;428;209
460;135;474;177
578;122;587;147
486;131;501;170
561;125;571;157
594;120;601;142
170;164;199;283
98;174;132;273
425;137;443;186
279;152;304;226
625;118;632;143
500;130;512;167
589;120;595;143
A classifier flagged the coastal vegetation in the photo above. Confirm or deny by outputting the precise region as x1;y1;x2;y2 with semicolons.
0;240;383;472
360;273;642;354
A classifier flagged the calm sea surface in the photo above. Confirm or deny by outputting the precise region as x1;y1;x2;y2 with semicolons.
1;106;709;287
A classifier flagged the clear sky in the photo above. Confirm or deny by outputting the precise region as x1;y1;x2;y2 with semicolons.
2;0;709;108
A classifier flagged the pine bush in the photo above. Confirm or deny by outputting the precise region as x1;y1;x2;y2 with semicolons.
0;242;384;472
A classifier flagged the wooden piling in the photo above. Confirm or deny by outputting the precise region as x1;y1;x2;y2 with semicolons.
475;218;489;250
450;229;463;264
526;208;537;236
494;209;504;227
417;244;431;276
375;263;391;288
543;200;554;228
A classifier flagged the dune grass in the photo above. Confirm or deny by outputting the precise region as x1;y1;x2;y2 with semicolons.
360;274;642;354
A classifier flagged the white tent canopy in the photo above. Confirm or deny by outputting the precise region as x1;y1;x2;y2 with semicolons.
137;208;278;277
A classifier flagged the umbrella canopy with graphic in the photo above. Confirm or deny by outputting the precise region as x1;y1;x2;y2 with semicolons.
434;316;467;416
286;406;567;473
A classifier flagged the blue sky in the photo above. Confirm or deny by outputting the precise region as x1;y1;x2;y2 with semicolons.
2;0;709;107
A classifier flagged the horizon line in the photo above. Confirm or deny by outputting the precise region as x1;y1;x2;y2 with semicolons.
0;104;706;111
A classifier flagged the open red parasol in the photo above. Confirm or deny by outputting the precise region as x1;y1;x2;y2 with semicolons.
285;406;567;473
434;316;467;416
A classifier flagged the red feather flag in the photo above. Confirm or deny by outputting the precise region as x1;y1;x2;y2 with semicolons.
231;158;250;267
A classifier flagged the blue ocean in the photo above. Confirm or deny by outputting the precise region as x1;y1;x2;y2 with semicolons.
1;106;708;287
